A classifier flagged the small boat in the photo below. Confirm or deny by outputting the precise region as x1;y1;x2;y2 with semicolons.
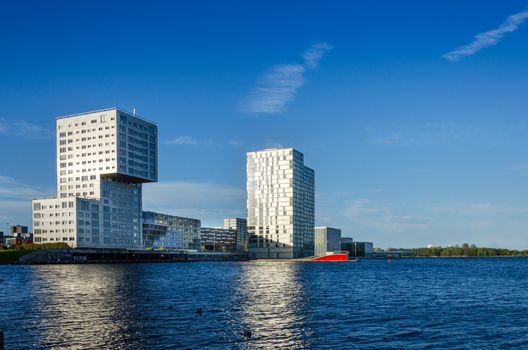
312;251;349;261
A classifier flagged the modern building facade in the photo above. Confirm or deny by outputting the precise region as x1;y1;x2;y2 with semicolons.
200;227;237;252
247;148;315;259
223;218;248;252
32;108;158;249
142;211;201;250
341;239;374;257
314;227;342;257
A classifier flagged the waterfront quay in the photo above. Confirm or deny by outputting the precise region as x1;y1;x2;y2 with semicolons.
16;248;248;264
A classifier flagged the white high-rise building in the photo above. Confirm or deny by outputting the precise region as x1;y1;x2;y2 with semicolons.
247;148;315;259
32;108;157;249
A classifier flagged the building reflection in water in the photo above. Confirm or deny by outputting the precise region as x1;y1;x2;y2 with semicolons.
28;265;145;349
235;261;314;349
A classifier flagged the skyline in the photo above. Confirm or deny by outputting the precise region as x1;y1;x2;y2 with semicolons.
2;1;528;248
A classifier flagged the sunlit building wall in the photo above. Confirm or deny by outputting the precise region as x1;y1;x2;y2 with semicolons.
314;227;342;256
247;148;315;259
32;108;158;248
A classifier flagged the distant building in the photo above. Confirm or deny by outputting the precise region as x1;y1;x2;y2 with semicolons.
341;239;374;257
223;218;248;252
247;148;315;259
32;108;158;249
314;227;342;256
11;225;28;235
200;227;237;252
8;225;33;244
341;237;353;244
142;211;201;250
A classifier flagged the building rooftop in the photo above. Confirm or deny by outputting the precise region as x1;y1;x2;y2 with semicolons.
56;107;158;126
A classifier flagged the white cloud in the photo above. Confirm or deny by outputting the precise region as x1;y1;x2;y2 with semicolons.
142;181;245;226
368;123;483;146
371;133;403;145
264;139;286;149
343;199;384;219
239;42;332;114
0;175;54;226
302;42;334;68
342;199;431;233
165;136;197;145
165;136;214;146
228;139;243;146
443;9;528;62
0;118;53;139
431;201;528;217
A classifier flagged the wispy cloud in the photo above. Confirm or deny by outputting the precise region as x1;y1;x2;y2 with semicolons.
228;139;243;147
166;136;197;145
0;118;53;139
165;136;214;146
343;199;430;233
431;201;528;217
368;123;482;146
0;175;54;226
443;9;528;62
239;42;332;114
302;42;334;69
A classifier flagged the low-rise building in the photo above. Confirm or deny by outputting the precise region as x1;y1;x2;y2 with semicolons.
341;238;374;257
200;227;237;252
142;211;201;250
10;225;33;244
314;227;342;256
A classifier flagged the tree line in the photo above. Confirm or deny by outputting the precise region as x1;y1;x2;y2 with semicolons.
386;243;528;257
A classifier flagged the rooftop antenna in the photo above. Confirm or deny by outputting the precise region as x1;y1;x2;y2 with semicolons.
133;108;136;115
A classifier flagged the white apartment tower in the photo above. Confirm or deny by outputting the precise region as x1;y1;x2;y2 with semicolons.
32;108;157;249
247;148;315;259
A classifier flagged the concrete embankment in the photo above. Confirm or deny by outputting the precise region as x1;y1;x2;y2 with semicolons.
17;248;248;264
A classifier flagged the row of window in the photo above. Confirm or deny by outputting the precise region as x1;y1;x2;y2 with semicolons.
58;115;115;130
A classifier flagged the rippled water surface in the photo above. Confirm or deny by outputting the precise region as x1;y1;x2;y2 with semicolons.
2;258;528;349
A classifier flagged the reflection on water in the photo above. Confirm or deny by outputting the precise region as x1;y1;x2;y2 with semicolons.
3;259;528;349
237;262;313;349
29;265;146;349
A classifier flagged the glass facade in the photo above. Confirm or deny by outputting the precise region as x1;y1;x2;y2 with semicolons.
142;211;201;250
200;227;237;252
223;218;248;252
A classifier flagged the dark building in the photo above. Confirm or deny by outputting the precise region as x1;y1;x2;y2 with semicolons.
142;211;201;250
200;227;237;252
8;225;33;245
11;225;29;235
341;238;374;257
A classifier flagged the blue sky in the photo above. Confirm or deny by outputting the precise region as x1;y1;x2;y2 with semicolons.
1;0;528;248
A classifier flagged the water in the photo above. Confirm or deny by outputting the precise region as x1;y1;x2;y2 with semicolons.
1;258;528;349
